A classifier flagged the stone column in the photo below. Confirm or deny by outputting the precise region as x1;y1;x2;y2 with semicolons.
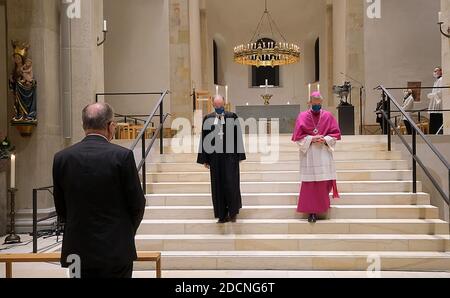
6;0;63;210
189;0;202;90
66;0;104;143
442;0;450;134
169;0;192;123
332;0;365;135
345;0;365;135
6;0;104;214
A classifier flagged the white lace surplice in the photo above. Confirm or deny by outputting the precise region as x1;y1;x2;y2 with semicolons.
296;136;337;182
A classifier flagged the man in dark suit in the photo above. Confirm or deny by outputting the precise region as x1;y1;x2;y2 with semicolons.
53;103;146;278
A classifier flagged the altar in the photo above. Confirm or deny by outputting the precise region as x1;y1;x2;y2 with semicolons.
236;105;301;134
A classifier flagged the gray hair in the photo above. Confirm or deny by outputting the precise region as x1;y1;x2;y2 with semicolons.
82;103;114;131
213;94;225;103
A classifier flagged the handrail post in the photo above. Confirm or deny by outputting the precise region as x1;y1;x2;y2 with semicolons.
142;133;147;194
192;87;197;113
412;129;417;194
386;92;391;152
160;102;164;155
32;189;38;253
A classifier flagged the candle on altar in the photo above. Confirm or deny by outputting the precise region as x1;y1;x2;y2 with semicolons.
10;154;15;189
265;79;269;94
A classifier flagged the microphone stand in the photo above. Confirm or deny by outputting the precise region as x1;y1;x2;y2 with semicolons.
340;72;365;135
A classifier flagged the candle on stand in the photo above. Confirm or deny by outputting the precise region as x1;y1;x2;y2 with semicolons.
103;20;108;32
439;12;442;23
317;83;320;93
308;83;311;99
215;85;219;96
10;154;15;189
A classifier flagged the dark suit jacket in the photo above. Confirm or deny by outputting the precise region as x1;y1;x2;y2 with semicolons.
53;135;146;268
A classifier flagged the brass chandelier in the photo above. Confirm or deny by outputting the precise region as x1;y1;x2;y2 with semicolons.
233;0;300;68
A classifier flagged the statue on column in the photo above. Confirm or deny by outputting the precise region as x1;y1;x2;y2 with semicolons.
9;41;37;136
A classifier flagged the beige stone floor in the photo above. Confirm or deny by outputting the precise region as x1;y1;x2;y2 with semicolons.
1;234;449;278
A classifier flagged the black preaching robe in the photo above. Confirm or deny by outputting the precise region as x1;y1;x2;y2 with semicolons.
197;112;246;219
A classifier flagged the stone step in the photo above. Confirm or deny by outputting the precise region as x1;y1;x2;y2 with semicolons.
147;160;410;172
134;251;450;271
160;142;389;153
146;181;422;194
150;151;403;163
137;219;449;235
135;234;450;252
117;136;390;152
143;205;438;220
146;170;413;183
146;193;431;206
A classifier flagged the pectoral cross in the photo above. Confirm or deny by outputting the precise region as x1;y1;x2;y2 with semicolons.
259;79;274;95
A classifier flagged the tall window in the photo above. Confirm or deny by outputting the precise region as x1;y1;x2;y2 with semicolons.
315;38;320;82
251;38;280;87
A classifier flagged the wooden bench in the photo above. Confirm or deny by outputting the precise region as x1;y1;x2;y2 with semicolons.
0;251;161;278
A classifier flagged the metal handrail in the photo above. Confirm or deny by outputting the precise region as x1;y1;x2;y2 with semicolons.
128;90;170;194
31;91;171;250
383;86;450;90
95;90;171;193
376;86;450;170
130;90;169;151
375;86;450;209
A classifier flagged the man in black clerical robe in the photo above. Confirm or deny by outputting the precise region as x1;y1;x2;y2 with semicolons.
197;95;246;224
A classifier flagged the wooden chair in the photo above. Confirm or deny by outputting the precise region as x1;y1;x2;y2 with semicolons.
0;252;162;278
116;122;131;140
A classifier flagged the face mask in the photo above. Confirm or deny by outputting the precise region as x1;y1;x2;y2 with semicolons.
215;107;225;115
311;105;322;113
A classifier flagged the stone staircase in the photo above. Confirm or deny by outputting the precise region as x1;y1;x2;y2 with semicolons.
135;135;450;272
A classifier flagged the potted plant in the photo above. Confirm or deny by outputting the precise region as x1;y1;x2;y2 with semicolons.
0;135;15;172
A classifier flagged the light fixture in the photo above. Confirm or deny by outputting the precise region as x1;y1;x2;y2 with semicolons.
97;20;108;46
233;0;300;68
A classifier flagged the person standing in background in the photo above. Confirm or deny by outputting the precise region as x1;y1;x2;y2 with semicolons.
428;67;443;135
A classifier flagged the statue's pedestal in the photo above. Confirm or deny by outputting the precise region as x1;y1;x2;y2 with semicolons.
0;164;7;237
